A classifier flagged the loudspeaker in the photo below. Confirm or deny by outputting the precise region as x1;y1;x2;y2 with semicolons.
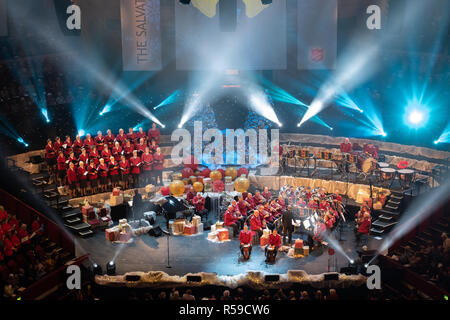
219;0;237;32
186;275;202;282
125;275;141;282
340;267;357;275
203;221;211;230
110;203;128;221
324;273;339;281
149;226;163;237
179;0;191;4
264;274;280;282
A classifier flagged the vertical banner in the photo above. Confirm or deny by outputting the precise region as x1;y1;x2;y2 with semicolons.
0;0;7;37
120;0;162;71
297;0;337;70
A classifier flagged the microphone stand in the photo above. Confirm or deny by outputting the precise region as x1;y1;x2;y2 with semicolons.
162;228;171;269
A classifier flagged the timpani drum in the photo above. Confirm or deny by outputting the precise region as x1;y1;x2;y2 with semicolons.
361;157;376;173
266;246;276;264
242;244;251;260
398;169;415;187
378;162;389;168
321;151;333;160
381;168;396;181
333;153;345;161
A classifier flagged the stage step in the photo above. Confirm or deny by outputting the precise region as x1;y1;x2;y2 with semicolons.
66;217;81;224
387;199;401;206
372;220;397;229
79;229;94;237
65;222;91;233
44;191;58;200
390;194;403;201
380;209;400;217
379;215;394;221
370;228;385;235
62;210;81;220
385;204;399;211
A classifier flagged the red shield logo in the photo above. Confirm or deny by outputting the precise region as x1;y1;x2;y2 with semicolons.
311;48;324;62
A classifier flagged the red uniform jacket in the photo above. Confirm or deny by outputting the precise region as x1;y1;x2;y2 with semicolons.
127;132;136;142
254;195;265;206
57;155;66;171
109;161;119;176
98;163;108;177
89;150;100;165
153;153;165;170
123;145;134;159
262;191;272;201
269;234;281;247
53;141;62;152
136;131;146;141
141;153;153;171
67;168;78;184
116;134;127;145
119;160;130;175
148;128;160;143
358;219;371;235
136;143;147;155
129;157;141;174
250;215;262;231
45;144;56;159
83;138;94;150
79;153;89;164
77;166;88;180
31;220;42;235
94;136;105;152
193;196;205;211
340;143;352;153
238;200;249;216
18;228;30;244
73;139;83;154
87;165;98;180
112;146;123;161
105;134;115;148
224;210;238;226
239;230;252;245
101;150;112;163
63;140;72;156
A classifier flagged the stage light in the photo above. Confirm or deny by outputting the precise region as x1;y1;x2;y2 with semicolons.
364;264;369;268
434;140;439;145
381;131;387;137
17;137;29;147
93;263;103;275
154;90;180;110
106;261;116;275
249;91;282;126
404;101;429;128
349;260;354;264
330;127;333;131
41;108;50;123
408;110;423;124
78;129;86;137
99;104;111;116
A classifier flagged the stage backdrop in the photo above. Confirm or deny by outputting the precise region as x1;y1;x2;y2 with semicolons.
175;0;287;70
120;0;162;71
297;0;337;70
0;0;7;36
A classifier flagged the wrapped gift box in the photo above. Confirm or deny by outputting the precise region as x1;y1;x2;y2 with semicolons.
225;182;234;192
303;246;310;256
211;224;217;232
197;222;203;234
260;236;269;246
263;228;271;238
294;247;303;256
215;221;224;230
174;220;185;234
294;239;303;249
218;229;229;241
105;228;119;241
82;204;94;216
119;232;131;242
110;195;123;206
208;231;218;240
112;188;121;196
184;224;197;235
224;176;232;184
192;215;201;227
169;220;175;233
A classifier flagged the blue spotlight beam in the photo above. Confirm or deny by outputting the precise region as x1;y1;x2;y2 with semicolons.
154;90;181;110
